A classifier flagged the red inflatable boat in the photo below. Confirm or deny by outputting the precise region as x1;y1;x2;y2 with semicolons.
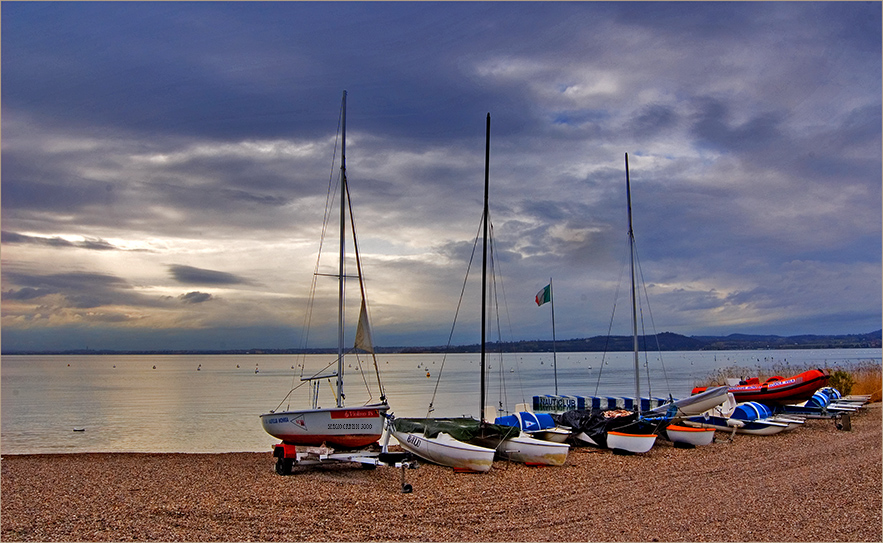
692;368;829;406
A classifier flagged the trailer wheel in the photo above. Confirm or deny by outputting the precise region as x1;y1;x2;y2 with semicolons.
275;457;293;476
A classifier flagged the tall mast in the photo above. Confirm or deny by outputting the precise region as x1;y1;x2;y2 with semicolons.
337;90;347;408
480;113;490;425
625;152;640;406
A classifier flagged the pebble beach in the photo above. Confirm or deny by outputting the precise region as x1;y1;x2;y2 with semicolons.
2;403;880;542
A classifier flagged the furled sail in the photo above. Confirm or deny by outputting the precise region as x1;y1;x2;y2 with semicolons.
354;299;374;353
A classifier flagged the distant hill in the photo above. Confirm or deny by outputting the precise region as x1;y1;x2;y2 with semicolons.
10;330;877;355
689;331;883;351
395;330;882;354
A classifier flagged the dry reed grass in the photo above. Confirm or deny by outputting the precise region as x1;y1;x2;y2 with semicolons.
851;364;883;402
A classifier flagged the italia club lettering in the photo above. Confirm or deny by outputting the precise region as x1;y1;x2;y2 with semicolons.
330;409;379;419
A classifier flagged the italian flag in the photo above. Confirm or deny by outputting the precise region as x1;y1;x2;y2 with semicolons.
535;284;551;306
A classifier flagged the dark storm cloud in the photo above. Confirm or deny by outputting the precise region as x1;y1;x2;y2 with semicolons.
628;105;679;140
691;99;786;153
1;231;136;251
168;265;249;286
2;270;151;310
179;291;213;304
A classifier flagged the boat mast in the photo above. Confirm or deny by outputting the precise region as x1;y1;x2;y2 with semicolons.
480;113;490;426
337;90;347;408
625;152;640;406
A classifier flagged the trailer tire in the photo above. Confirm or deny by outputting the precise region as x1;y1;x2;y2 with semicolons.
275;457;293;475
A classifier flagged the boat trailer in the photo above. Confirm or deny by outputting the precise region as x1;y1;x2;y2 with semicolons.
271;442;418;493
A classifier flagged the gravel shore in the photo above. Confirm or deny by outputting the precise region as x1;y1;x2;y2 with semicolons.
2;404;880;542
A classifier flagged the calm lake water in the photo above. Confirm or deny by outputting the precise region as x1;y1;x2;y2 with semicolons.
2;349;879;454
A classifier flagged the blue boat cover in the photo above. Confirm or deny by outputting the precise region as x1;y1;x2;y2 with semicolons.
494;412;558;432
806;391;832;409
495;415;520;428
824;387;842;400
732;402;773;421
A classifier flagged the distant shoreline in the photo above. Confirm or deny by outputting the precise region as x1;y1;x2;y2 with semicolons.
4;330;881;356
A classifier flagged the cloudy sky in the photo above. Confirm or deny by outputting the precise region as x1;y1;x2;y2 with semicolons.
2;2;881;352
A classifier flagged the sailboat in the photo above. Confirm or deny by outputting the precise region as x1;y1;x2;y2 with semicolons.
260;91;389;462
556;153;667;454
388;114;569;470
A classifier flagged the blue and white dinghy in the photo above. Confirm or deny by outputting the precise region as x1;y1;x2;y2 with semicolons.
685;398;795;436
494;411;572;443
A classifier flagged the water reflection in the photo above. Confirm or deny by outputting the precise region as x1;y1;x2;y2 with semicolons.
2;350;879;454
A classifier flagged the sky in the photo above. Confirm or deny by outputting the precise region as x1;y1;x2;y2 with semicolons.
2;2;881;352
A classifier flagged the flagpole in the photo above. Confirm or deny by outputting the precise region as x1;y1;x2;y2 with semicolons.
550;277;558;395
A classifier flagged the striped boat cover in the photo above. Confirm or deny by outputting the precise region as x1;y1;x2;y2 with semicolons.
533;395;669;413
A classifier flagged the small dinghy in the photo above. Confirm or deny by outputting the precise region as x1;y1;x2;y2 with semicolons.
664;424;715;447
685;397;790;436
388;417;498;473
607;430;657;454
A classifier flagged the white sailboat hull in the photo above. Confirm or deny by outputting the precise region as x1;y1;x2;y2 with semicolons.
389;427;496;472
498;434;569;466
683;417;789;436
527;427;572;443
649;386;729;417
607;431;657;453
260;404;389;449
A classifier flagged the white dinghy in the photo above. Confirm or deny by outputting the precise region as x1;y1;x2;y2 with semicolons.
388;418;497;473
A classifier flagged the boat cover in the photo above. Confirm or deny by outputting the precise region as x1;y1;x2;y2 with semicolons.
822;387;842;400
551;410;661;449
494;412;557;432
731;402;773;421
393;417;519;443
806;391;832;409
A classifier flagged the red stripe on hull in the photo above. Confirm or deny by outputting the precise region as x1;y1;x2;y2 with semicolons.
329;409;380;419
275;433;383;449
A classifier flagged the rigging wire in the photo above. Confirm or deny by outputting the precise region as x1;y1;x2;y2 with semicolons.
425;215;484;417
283;103;343;410
488;220;527;413
634;239;672;398
344;178;386;404
594;256;627;396
487;220;509;416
